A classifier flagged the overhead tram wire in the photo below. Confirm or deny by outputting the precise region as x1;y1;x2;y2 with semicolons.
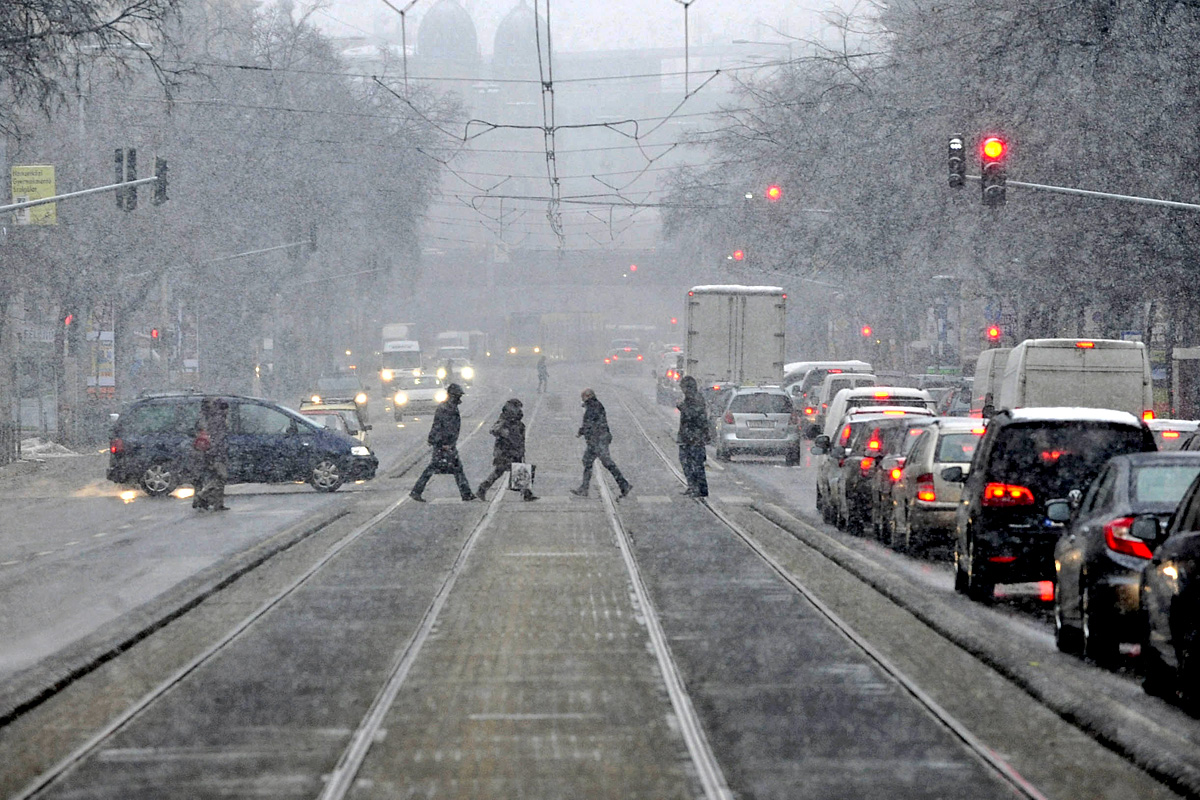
533;0;564;246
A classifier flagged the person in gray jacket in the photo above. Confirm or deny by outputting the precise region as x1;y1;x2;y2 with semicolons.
570;388;631;499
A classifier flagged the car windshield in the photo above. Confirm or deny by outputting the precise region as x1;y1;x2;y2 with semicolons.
992;423;1148;497
937;433;982;463
1132;465;1200;505
729;393;792;414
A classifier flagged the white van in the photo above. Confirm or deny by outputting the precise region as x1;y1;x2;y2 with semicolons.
996;338;1153;421
820;386;936;439
813;372;877;431
971;347;1011;418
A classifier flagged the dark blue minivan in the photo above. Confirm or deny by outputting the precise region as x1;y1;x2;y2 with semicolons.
108;393;378;496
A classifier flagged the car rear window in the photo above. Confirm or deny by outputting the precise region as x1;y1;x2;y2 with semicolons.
937;433;982;463
847;395;929;411
1132;465;1200;505
991;422;1148;497
729;393;793;414
119;402;198;434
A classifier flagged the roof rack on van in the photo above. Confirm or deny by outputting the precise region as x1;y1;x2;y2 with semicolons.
136;388;203;398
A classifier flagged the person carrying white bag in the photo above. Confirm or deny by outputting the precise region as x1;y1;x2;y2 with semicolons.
477;398;538;502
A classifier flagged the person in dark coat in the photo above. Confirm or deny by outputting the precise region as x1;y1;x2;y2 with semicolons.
571;388;631;499
536;356;549;394
476;398;537;501
194;397;230;511
410;383;477;502
677;375;710;497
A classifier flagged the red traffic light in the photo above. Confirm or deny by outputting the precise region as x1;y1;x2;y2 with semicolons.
981;136;1006;162
670;317;678;325
765;184;783;202
732;250;745;261
986;325;1002;341
629;264;638;272
860;325;873;338
63;314;74;327
150;328;160;340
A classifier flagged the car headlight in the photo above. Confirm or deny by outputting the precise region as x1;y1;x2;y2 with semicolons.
435;388;449;403
350;445;371;457
461;366;475;380
355;392;367;405
380;369;394;382
394;392;408;405
533;346;541;353
508;347;517;354
411;368;422;377
436;367;447;380
310;394;321;404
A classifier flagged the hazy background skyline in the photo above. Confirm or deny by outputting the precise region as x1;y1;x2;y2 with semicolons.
309;0;854;54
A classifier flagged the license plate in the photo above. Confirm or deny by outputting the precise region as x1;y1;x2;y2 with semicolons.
746;420;775;428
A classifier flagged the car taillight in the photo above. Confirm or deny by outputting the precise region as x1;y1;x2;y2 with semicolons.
724;412;734;424
982;482;1035;507
889;466;903;482
867;438;881;451
803;406;816;416
839;426;852;445
916;472;935;502
1143;410;1155;422
859;456;875;475
637;355;643;361
110;438;124;454
1104;516;1153;559
1163;431;1181;440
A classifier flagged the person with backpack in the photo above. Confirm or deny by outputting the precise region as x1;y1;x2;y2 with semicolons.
477;398;537;501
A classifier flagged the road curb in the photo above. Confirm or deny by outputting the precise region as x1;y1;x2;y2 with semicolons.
754;501;1200;800
0;504;349;727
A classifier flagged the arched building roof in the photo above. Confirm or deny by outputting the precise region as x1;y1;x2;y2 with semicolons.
416;0;479;66
493;0;541;80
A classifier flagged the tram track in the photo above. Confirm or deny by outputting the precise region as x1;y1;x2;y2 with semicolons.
8;396;508;800
609;384;1052;800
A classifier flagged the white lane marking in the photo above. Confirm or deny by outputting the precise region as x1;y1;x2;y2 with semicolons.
467;713;603;721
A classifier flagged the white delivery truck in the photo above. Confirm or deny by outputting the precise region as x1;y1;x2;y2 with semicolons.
997;338;1154;421
685;285;787;386
380;322;423;391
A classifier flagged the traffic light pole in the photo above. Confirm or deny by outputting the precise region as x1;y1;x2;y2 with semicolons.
963;175;1200;212
0;176;159;214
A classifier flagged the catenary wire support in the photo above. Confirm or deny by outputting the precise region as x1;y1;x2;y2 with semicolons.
673;0;701;95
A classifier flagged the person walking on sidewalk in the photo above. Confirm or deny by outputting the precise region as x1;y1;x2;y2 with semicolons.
676;375;710;497
477;398;537;501
536;356;549;394
410;383;477;502
571;388;631;499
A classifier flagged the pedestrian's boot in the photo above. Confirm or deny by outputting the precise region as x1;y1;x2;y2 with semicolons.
570;487;588;498
619;481;633;499
409;492;426;503
523;489;538;501
476;485;488;501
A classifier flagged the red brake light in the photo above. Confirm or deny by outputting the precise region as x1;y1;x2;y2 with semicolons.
724;411;735;424
873;391;891;398
882;410;907;416
889;466;903;482
971;427;987;435
1075;341;1095;348
839;426;852;444
623;347;631;352
982;482;1035;507
1163;431;1181;439
916;472;935;502
867;438;881;451
829;369;843;374
1143;410;1155;422
1040;450;1063;463
110;438;124;454
1104;517;1153;559
637;354;643;361
803;407;816;416
859;456;875;474
604;358;611;364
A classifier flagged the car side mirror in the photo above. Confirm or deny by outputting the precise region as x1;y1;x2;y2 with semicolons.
1131;516;1161;543
1045;499;1072;524
810;434;830;455
941;466;966;483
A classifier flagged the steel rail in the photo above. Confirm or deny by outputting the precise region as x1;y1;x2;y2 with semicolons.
595;472;735;800
13;401;504;800
318;392;546;799
611;387;1051;800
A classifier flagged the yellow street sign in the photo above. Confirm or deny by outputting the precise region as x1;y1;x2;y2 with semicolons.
11;165;56;225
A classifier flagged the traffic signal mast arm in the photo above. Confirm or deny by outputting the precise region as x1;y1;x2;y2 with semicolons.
0;175;160;214
961;174;1200;212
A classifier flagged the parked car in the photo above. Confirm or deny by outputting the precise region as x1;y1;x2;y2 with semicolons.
1049;452;1200;663
812;407;934;530
883;418;986;552
1140;474;1200;708
714;386;802;464
1148;419;1200;451
944;408;1156;602
108;393;378;496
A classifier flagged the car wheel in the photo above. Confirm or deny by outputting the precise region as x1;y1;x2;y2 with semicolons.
1081;582;1118;664
1054;579;1083;655
139;461;178;497
1141;641;1176;700
309;458;344;492
963;535;994;602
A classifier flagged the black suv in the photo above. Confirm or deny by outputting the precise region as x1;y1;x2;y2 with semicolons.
945;408;1155;601
108;393;378;496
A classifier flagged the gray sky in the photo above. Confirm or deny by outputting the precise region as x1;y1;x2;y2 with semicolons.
311;0;851;54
